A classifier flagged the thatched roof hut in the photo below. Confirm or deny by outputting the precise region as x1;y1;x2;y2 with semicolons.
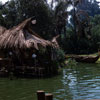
0;18;60;78
0;17;52;50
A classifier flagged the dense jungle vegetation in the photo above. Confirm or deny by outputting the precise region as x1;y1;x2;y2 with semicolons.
0;0;100;54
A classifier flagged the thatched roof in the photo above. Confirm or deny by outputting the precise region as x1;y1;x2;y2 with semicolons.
0;26;7;35
0;17;52;50
51;35;59;48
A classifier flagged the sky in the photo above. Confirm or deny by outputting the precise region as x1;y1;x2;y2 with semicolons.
0;0;8;4
0;0;100;4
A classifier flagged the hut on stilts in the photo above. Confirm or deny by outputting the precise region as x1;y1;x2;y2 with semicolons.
0;17;59;78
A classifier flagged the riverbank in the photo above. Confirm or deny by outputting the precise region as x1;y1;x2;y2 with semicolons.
0;52;100;79
66;53;100;63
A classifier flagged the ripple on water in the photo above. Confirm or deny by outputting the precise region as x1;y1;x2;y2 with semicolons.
0;63;100;100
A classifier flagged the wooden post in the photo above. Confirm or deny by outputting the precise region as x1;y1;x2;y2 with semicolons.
37;90;45;100
45;93;53;100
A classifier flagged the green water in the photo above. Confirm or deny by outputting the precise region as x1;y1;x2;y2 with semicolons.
0;63;100;100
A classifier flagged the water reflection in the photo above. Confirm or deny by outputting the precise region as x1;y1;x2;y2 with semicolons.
54;63;100;100
0;63;100;100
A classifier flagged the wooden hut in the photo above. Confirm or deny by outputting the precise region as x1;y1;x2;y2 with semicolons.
0;17;59;78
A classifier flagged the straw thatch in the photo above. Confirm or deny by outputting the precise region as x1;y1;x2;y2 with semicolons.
0;18;51;50
0;26;7;35
51;35;59;49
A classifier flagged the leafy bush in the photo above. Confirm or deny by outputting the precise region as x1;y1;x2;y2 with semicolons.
66;58;77;67
56;49;65;62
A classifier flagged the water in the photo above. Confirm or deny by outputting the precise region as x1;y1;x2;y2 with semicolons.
0;63;100;100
